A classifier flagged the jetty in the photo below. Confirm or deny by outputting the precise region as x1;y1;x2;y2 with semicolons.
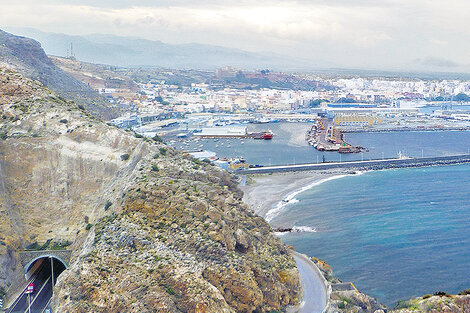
306;119;363;153
236;154;470;174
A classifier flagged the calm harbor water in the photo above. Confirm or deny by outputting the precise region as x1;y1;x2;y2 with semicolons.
169;122;470;166
273;164;470;306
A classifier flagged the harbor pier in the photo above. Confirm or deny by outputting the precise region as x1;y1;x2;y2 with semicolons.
236;154;470;174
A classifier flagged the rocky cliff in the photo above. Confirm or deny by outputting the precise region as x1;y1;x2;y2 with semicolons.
0;29;119;120
0;66;300;312
312;255;470;313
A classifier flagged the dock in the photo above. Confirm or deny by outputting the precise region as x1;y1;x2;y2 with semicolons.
236;154;470;174
194;127;273;139
306;118;363;153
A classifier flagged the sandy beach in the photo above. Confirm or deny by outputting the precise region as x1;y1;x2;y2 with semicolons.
240;168;352;222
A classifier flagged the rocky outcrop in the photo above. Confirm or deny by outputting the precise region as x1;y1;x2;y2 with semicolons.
311;257;385;313
392;292;470;313
0;66;300;312
312;255;470;313
0;29;119;120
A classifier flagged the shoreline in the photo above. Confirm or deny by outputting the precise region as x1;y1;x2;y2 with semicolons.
240;168;354;222
241;163;470;311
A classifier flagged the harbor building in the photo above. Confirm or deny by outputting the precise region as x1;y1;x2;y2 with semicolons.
334;114;383;126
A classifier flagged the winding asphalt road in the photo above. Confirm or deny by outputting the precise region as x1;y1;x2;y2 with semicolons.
289;251;328;313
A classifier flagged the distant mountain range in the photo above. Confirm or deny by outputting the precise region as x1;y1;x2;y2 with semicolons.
4;26;329;71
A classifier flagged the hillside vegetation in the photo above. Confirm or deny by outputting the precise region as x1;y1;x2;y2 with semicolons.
0;65;300;312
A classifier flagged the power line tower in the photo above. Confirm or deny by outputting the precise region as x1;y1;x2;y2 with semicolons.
68;43;76;60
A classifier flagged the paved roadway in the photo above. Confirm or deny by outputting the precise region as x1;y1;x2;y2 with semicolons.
288;251;328;313
8;259;54;313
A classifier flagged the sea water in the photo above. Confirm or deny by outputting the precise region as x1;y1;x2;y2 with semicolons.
271;164;470;306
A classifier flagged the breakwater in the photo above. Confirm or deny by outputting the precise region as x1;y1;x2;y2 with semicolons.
342;126;470;133
237;154;470;174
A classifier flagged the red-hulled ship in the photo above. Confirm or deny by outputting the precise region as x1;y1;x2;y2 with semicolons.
262;131;273;140
251;130;274;140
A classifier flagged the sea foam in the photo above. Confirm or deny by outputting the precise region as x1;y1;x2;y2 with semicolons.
292;225;317;233
265;173;358;222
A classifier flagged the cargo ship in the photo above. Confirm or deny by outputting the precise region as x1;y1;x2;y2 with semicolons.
250;130;274;140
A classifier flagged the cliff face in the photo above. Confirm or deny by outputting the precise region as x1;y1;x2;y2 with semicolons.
0;29;119;120
312;255;470;313
310;257;385;313
0;66;300;312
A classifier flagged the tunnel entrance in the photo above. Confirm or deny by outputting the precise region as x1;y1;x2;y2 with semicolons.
8;255;69;313
25;256;67;285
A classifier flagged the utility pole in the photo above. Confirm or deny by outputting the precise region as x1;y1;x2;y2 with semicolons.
28;294;31;313
51;257;54;297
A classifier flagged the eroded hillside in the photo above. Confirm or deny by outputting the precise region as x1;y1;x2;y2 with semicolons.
0;67;300;312
0;29;120;120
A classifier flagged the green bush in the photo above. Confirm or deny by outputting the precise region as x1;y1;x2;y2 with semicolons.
159;147;167;155
50;241;71;250
394;300;412;310
151;164;159;171
59;119;68;124
25;239;52;251
120;153;130;161
152;134;163;143
86;223;93;230
165;285;175;295
104;200;112;211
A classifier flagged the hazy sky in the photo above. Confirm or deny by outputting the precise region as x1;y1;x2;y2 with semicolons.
1;0;469;71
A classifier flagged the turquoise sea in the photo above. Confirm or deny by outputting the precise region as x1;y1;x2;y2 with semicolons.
271;164;470;306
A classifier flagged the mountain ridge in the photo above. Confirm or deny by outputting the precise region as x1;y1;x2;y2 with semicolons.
0;28;120;120
4;26;330;71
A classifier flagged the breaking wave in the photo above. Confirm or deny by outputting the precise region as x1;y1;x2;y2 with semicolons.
265;173;363;222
